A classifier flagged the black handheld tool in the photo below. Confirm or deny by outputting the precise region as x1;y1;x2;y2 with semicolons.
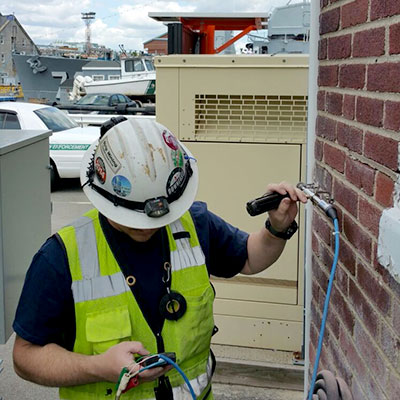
140;352;176;368
246;192;290;216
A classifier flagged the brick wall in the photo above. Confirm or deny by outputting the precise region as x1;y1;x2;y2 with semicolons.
312;1;400;399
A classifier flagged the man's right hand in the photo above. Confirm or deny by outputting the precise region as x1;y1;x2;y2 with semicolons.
97;341;172;383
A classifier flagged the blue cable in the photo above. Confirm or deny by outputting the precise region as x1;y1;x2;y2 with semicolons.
139;354;197;400
307;218;340;400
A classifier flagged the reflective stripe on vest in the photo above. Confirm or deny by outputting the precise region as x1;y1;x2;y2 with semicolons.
58;209;214;400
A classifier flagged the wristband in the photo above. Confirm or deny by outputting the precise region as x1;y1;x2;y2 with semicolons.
265;219;298;240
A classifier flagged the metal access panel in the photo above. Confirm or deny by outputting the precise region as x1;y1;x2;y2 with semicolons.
155;54;308;351
0;130;52;343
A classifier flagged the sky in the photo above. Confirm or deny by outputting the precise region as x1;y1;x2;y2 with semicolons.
1;0;295;52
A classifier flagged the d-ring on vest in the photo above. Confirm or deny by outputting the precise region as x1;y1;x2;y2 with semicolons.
57;209;215;400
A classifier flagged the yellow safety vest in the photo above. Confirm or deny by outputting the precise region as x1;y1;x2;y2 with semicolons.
57;209;215;400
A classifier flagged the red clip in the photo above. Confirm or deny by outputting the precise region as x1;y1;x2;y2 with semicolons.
122;375;139;393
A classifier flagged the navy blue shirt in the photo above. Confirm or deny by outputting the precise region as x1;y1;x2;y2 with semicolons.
13;202;249;350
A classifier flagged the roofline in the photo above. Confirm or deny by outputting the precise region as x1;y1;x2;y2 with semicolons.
0;14;40;54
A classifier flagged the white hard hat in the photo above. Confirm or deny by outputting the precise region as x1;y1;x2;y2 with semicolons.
80;117;198;229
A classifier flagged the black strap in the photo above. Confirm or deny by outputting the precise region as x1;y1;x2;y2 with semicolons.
154;376;173;400
173;231;191;240
82;159;193;212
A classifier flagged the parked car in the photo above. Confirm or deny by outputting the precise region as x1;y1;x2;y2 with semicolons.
0;101;100;189
74;93;139;110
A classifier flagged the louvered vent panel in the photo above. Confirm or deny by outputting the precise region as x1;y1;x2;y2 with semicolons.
194;94;308;143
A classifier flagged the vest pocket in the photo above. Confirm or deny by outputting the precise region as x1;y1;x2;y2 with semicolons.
173;285;214;359
86;306;132;355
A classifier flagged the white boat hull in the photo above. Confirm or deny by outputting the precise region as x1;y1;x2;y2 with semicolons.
84;74;156;96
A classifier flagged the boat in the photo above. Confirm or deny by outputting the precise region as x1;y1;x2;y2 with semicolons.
77;56;156;99
13;54;90;103
245;1;310;54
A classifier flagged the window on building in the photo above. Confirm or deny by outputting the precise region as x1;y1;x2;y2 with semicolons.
92;75;105;81
12;26;17;38
1;54;5;63
22;38;26;47
109;75;120;80
0;35;3;45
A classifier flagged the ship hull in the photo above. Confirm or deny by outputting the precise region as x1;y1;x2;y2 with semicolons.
13;54;89;103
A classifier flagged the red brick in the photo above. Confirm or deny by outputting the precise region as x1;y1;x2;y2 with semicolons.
313;255;329;294
312;231;320;255
339;64;365;89
328;35;352;60
384;101;400;131
342;0;369;28
359;197;382;237
353;27;385;58
320;0;329;8
331;283;355;332
315;164;333;193
318;38;327;60
317;90;326;111
313;210;333;246
337;122;362;154
356;97;384;128
380;322;400;368
339;329;367;380
375;172;394;207
358;262;391;314
315;138;323;161
327;337;353;384
389;23;400;54
364;132;398;171
371;0;400;20
338;239;356;275
316;115;337;141
353;321;388;394
320;7;340;35
368;63;400;93
318;65;338;87
327;308;340;339
349;282;379;337
326;92;343;115
335;261;350;292
394;300;400;337
334;180;358;217
343;214;372;261
343;94;355;120
324;143;346;173
388;370;400;400
345;158;375;195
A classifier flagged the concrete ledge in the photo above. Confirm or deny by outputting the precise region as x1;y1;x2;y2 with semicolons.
214;358;304;391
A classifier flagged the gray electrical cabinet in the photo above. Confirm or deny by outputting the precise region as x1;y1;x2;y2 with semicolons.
0;130;52;344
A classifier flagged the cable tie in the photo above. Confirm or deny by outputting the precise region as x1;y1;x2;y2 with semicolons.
332;231;340;236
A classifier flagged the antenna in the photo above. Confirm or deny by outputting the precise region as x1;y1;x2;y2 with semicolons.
81;12;96;56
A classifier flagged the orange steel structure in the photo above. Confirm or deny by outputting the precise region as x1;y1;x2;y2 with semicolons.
149;13;268;54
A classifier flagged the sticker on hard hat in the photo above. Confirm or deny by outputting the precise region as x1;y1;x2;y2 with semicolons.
95;157;106;184
167;167;185;197
100;138;121;173
172;149;184;168
112;175;132;197
162;130;179;151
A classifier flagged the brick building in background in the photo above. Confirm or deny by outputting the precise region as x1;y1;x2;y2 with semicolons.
143;33;168;55
311;0;400;399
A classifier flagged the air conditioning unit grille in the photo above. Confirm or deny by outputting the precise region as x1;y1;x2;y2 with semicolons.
194;94;308;143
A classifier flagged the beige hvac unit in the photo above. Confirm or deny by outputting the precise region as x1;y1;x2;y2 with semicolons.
155;54;308;352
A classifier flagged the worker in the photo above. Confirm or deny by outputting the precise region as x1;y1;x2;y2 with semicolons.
12;117;307;400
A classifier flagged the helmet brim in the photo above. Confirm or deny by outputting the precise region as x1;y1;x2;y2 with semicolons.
80;139;199;229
